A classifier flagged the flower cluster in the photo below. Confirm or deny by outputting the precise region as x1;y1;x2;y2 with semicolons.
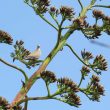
0;30;13;45
31;0;50;14
49;6;59;18
0;96;22;110
103;16;110;35
93;9;104;19
81;66;90;79
57;77;79;93
0;96;9;110
85;75;105;101
92;9;110;36
64;93;81;107
11;40;30;61
81;49;93;61
57;77;80;107
81;50;107;74
82;24;101;39
73;17;88;29
41;70;57;84
60;6;75;20
11;40;42;68
93;55;107;71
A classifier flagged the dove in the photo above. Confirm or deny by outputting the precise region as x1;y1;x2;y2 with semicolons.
25;45;41;60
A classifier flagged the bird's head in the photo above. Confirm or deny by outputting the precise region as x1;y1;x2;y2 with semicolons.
37;45;40;49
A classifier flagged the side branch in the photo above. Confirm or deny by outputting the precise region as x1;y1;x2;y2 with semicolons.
25;1;58;31
0;58;28;82
77;0;83;9
93;5;110;8
64;43;99;74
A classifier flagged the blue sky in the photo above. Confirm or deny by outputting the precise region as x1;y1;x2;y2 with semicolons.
0;0;110;110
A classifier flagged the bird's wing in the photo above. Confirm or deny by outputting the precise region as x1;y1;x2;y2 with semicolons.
25;49;41;60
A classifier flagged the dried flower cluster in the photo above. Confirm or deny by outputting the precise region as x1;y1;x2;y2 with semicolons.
11;40;30;61
57;77;80;107
0;30;13;45
81;49;107;74
81;66;90;79
81;49;93;61
0;96;9;110
57;77;79;93
82;25;101;39
60;6;75;20
72;9;110;39
31;0;50;14
93;55;107;71
49;6;59;19
0;96;22;110
64;93;81;107
41;70;57;83
93;9;104;19
73;17;88;29
85;75;105;101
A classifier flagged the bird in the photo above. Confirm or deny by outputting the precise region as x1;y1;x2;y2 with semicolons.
25;45;41;60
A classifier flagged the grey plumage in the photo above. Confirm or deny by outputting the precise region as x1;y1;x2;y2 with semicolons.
25;45;41;60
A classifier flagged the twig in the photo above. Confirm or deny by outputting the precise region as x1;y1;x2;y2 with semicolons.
45;82;51;96
24;96;28;110
0;58;28;82
78;75;83;87
77;0;83;9
49;13;59;26
80;88;92;100
64;43;89;66
64;43;99;74
93;5;110;8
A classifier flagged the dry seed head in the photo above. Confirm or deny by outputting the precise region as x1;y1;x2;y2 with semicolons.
81;66;90;74
92;75;100;82
93;9;104;19
60;6;75;19
41;70;57;83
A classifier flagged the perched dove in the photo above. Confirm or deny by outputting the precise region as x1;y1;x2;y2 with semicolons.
25;45;41;60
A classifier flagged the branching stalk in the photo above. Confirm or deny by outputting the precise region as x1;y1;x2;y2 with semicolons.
11;0;97;107
93;5;110;8
25;2;58;31
64;43;100;74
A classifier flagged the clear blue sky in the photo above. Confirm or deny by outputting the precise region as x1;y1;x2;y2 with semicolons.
0;0;110;110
